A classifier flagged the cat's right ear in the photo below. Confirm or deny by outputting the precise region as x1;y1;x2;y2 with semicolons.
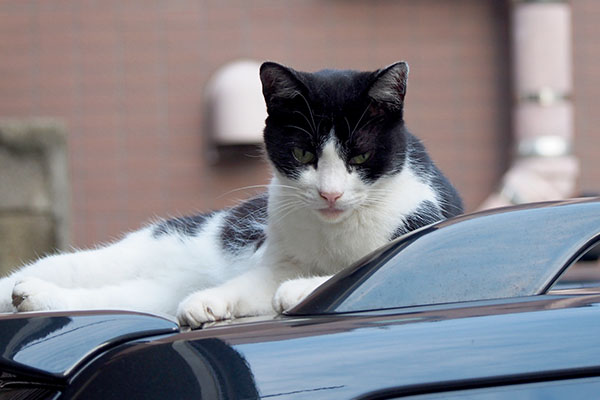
260;62;305;112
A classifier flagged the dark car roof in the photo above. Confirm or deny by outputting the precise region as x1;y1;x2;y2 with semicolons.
59;289;600;399
0;311;178;380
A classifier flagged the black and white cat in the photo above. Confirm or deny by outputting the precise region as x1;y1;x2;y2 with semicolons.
0;61;463;327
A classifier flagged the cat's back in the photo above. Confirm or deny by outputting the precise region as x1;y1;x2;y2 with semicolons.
404;131;464;219
152;193;269;256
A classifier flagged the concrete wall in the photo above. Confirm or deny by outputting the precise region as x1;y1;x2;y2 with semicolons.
0;120;69;275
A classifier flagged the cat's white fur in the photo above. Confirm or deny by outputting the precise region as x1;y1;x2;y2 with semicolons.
0;134;437;328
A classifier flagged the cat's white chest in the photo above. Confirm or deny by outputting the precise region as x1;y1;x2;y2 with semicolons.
270;209;391;275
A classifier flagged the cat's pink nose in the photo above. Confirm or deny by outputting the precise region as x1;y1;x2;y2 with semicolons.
319;191;343;206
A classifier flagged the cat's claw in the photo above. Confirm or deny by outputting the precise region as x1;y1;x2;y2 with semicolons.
12;277;67;312
176;291;234;328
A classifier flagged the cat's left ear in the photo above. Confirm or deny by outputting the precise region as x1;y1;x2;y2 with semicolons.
368;61;409;111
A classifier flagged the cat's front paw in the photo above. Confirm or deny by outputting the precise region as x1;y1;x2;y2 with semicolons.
12;277;68;312
0;277;17;313
176;290;234;328
272;277;329;313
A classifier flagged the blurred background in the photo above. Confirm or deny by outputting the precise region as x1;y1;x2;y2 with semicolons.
0;0;599;271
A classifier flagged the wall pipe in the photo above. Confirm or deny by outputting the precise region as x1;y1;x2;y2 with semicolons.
481;0;578;209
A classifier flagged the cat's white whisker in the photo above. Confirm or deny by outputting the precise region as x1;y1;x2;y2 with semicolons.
357;115;385;133
269;202;309;223
296;92;317;133
349;101;372;139
218;184;302;199
316;118;324;135
344;117;352;138
285;124;314;139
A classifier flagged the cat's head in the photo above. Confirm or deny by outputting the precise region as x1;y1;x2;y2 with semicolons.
260;61;410;223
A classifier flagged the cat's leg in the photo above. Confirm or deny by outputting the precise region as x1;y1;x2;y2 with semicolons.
0;255;81;313
177;265;281;328
11;277;183;315
272;275;332;313
4;229;158;289
0;227;194;313
0;242;154;313
0;250;124;314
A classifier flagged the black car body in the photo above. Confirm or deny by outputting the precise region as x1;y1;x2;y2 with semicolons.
2;198;600;399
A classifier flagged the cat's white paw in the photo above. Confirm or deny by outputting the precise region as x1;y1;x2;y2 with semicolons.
272;278;323;313
0;277;17;313
12;277;68;312
176;290;234;328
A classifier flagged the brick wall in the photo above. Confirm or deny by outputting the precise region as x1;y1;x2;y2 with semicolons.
1;0;514;248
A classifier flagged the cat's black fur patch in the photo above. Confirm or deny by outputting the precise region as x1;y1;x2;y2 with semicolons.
391;200;441;240
221;194;268;254
153;213;215;238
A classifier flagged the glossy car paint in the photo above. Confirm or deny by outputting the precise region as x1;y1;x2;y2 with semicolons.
0;311;177;383
59;292;600;399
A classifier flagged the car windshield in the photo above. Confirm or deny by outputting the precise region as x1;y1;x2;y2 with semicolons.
291;199;600;315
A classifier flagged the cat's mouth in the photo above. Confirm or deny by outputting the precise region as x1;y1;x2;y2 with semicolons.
317;207;347;221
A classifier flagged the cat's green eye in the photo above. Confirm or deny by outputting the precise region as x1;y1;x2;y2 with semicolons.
292;147;315;164
350;151;372;165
